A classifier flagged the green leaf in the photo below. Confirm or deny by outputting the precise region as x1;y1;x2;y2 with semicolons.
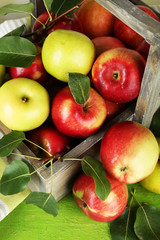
0;160;30;195
43;0;54;11
26;192;59;217
81;156;110;201
0;36;37;67
110;207;139;240
4;25;25;37
0;131;25;157
127;183;160;210
68;73;90;105
134;205;160;240
0;3;34;16
51;0;82;16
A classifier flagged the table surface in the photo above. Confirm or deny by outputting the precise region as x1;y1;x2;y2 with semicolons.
0;192;111;240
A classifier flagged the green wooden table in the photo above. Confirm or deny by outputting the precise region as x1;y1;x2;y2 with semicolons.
0;192;111;240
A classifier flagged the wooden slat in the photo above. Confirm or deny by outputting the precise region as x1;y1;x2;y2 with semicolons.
133;45;160;127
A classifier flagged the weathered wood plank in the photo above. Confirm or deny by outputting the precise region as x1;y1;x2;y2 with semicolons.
133;45;160;127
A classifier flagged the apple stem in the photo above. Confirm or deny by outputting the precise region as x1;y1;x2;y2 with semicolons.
30;13;46;29
63;157;83;162
43;0;53;22
23;3;82;40
50;158;53;194
112;71;120;81
30;157;54;175
10;151;42;161
25;138;52;157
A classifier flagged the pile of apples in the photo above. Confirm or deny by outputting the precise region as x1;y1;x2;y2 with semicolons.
0;0;160;222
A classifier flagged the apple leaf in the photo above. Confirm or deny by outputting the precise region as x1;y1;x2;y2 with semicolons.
81;156;111;201
26;192;59;217
43;0;53;11
0;3;34;16
134;205;160;239
0;160;30;195
0;36;37;67
4;25;26;37
0;131;25;157
127;183;160;210
68;73;90;105
110;207;139;240
51;0;82;16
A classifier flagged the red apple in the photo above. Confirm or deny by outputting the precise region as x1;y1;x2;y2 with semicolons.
47;15;83;35
32;10;55;32
136;39;150;61
73;172;128;222
32;11;55;43
32;10;83;43
75;0;116;39
114;5;160;49
91;47;146;103
100;121;159;184
51;86;107;138
26;125;72;158
9;45;48;84
92;36;126;57
104;99;126;121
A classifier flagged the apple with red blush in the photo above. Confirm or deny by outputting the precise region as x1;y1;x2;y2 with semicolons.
114;5;160;49
51;86;107;138
104;99;125;121
47;15;83;35
75;0;116;38
92;36;126;57
100;121;159;184
9;45;48;84
73;172;128;222
92;47;146;103
32;10;83;43
26;125;72;158
32;11;55;32
136;39;150;61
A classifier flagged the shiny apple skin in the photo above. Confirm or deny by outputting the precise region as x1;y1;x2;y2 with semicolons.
9;45;47;84
92;47;146;103
0;78;50;131
47;15;83;35
73;172;128;222
32;10;83;43
51;86;107;138
26;125;72;158
136;39;150;61
76;0;116;38
104;99;125;121
92;36;126;57
114;5;160;49
42;29;95;82
100;121;159;184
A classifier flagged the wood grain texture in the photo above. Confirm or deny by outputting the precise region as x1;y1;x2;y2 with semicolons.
0;193;111;240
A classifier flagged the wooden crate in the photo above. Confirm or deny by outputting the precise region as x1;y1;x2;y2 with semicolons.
1;0;160;201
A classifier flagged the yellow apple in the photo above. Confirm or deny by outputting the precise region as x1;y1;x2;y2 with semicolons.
42;29;95;82
141;137;160;194
0;78;50;131
0;65;5;85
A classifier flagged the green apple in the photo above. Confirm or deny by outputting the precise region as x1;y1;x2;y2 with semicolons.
140;162;160;194
0;78;50;131
0;65;5;86
140;137;160;194
42;29;95;82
